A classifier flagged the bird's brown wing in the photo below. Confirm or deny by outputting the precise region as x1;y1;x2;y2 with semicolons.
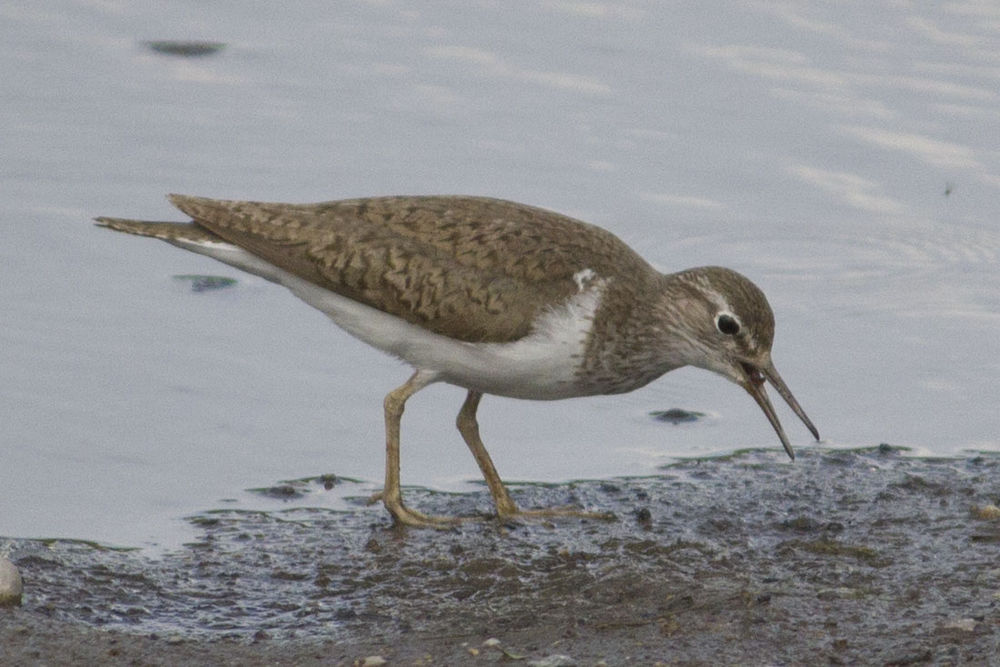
157;194;652;343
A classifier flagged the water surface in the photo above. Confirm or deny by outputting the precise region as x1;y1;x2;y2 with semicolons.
1;1;997;548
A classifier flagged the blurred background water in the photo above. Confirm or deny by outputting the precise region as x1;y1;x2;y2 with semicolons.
1;0;997;549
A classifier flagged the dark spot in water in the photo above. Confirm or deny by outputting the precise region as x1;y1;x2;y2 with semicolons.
173;275;237;292
333;607;357;621
144;41;226;57
891;474;950;496
250;485;303;500
649;408;705;424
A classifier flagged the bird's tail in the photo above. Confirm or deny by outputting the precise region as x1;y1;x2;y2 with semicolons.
94;217;223;244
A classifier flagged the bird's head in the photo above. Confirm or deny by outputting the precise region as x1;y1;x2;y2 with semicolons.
667;266;819;459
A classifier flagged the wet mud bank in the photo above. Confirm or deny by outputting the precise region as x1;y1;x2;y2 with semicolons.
3;447;999;665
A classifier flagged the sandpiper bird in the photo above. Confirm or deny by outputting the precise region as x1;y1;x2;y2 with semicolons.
96;195;819;526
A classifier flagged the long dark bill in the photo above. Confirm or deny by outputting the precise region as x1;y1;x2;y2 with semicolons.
740;362;820;461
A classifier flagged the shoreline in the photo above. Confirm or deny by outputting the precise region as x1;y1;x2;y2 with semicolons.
3;447;999;665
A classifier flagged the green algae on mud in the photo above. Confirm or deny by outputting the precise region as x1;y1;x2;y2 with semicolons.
3;448;1000;665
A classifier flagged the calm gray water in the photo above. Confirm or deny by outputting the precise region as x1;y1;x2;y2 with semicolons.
2;1;998;549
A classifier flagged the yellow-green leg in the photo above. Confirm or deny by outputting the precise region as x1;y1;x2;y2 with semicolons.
456;390;519;519
456;391;614;523
380;370;455;527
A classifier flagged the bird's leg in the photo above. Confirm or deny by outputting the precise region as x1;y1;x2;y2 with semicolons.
379;370;455;527
456;390;519;519
456;391;614;523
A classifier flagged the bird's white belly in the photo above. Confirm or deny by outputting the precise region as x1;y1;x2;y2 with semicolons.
171;239;601;400
284;272;603;400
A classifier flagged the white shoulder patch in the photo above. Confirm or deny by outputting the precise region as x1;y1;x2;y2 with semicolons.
572;268;597;292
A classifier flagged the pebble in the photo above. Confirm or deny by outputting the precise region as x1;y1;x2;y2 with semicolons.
528;655;577;667
970;504;1000;520
483;637;502;648
0;557;23;606
816;586;862;601
941;618;977;632
359;657;387;667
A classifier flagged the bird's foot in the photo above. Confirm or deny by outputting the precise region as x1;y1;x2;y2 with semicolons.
368;490;462;528
391;504;462;528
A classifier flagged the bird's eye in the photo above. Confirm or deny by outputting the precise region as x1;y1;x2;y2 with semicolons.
715;312;741;336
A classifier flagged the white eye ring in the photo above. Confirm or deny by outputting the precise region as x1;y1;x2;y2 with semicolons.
715;312;741;336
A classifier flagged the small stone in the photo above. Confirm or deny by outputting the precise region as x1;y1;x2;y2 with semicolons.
468;647;480;656
970;504;1000;520
528;656;577;667
941;618;977;632
0;557;23;606
483;637;502;648
782;516;821;532
360;657;388;667
816;587;861;601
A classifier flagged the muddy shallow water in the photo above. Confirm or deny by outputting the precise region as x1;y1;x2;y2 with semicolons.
3;447;999;665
